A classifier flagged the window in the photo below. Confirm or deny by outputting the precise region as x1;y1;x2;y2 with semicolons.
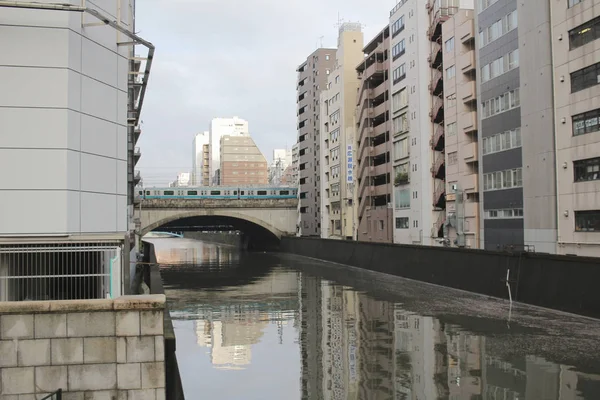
478;0;499;12
479;11;518;48
572;108;600;136
394;188;410;209
392;15;405;36
571;62;600;93
446;122;457;136
393;113;409;134
481;88;520;119
393;64;406;84
574;157;600;182
445;37;455;53
394;138;409;160
395;217;409;229
482;128;521;155
392;39;406;60
568;0;583;7
446;65;456;80
484;208;524;219
446;93;456;108
330;147;340;161
392;87;408;112
330;165;340;178
330;110;340;124
575;210;600;232
481;50;519;83
448;152;458;165
164;190;174;196
483;168;522;191
187;190;198;195
325;54;330;60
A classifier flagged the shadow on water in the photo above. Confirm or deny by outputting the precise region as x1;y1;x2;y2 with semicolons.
146;238;600;400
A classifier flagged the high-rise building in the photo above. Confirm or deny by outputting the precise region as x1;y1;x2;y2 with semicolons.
268;148;292;185
0;1;151;299
170;172;191;188
219;135;268;186
355;26;393;243
209;117;249;185
296;48;336;236
442;9;480;248
320;23;365;240
192;131;209;186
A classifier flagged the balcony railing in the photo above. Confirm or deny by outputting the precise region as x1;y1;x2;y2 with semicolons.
428;41;442;69
431;152;445;179
429;69;443;96
430;124;445;151
433;179;446;208
430;96;444;123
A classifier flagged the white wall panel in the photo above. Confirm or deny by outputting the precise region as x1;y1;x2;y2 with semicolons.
116;160;128;195
0;67;68;108
81;114;117;158
0;149;75;190
116;125;128;161
0;108;69;149
80;153;117;194
81;75;117;122
116;195;127;232
0;191;68;235
80;192;118;233
82;36;119;88
0;26;69;68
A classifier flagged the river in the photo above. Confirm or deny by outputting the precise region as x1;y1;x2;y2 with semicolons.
146;237;600;400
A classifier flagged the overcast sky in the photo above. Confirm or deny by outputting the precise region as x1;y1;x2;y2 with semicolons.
135;0;397;186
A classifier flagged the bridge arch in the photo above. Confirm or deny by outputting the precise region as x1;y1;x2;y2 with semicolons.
141;210;284;250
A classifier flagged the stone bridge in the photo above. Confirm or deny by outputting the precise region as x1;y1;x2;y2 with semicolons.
136;198;298;249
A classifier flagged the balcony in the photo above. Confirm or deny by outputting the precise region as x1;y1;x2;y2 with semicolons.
460;81;476;104
430;96;444;124
394;172;410;186
357;87;373;109
365;61;384;79
428;41;442;69
433;179;446;209
458;20;475;44
374;141;388;157
460;173;479;193
429;69;443;97
430;123;445;152
133;147;141;163
431;152;445;180
373;101;387;119
374;163;388;177
133;126;141;142
463;142;478;163
373;81;387;98
133;170;141;184
460;111;478;133
459;51;475;74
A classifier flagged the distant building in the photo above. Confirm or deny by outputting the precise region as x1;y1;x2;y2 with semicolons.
170;172;191;187
220;135;268;185
192;132;209;186
209;117;249;185
291;143;299;186
268;148;292;185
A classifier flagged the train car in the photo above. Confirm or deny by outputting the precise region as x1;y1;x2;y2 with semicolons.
135;186;297;200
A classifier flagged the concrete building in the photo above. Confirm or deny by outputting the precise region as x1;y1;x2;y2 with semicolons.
192;131;209;186
550;0;600;256
0;0;153;299
320;23;365;240
296;48;336;236
291;143;300;186
209;116;249;185
170;172;191;187
219;135;268;185
355;26;394;243
268;148;292;185
442;9;480;248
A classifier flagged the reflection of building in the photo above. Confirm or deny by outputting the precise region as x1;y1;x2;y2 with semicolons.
220;135;268;185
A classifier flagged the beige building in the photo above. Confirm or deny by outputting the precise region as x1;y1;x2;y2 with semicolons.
355;26;394;243
551;0;600;256
219;135;268;186
442;10;480;248
201;143;210;186
320;23;365;240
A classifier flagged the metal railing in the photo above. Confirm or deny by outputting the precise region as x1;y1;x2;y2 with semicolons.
41;389;62;400
0;243;122;302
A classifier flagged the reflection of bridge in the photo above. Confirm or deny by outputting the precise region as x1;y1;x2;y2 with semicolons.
137;198;298;249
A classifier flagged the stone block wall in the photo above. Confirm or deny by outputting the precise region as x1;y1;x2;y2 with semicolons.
0;295;167;399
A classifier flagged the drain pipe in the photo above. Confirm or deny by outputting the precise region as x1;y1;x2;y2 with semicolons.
0;0;154;126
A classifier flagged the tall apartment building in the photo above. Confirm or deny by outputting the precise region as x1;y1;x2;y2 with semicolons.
355;27;394;243
209;116;249;185
0;1;152;299
192;131;209;185
550;0;600;256
296;48;336;236
219;135;268;185
442;9;480;248
320;23;365;240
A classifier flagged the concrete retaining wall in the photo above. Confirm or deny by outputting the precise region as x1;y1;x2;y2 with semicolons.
0;295;167;399
281;237;600;319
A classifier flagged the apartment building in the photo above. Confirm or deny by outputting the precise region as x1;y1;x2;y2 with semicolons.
296;49;335;236
320;23;364;240
442;9;480;248
551;0;600;256
355;27;394;243
209;116;249;185
0;1;152;299
219;135;268;185
192;131;209;185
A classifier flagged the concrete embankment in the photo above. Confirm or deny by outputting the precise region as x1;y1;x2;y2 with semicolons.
182;231;241;247
281;237;600;319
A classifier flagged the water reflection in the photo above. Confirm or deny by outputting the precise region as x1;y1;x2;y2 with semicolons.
147;239;600;400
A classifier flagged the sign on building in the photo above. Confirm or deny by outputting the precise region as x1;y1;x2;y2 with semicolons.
346;145;353;183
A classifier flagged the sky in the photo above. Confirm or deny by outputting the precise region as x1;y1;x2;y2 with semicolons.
135;0;398;186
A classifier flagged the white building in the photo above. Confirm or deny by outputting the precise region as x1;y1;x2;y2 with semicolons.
170;172;191;187
209;117;249;185
268;148;292;185
192;131;209;186
0;1;152;299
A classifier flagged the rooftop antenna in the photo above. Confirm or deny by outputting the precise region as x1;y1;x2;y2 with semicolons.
334;12;344;29
317;35;324;48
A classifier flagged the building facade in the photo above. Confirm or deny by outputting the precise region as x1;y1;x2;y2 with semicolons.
296;48;336;236
268;148;292;185
442;9;480;248
192;131;209;186
170;172;191;187
320;23;364;240
355;27;394;243
209;116;249;185
219;135;268;185
0;1;152;299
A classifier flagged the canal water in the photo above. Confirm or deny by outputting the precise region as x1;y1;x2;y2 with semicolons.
148;238;600;400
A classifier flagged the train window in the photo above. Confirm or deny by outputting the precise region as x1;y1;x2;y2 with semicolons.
164;190;174;195
257;190;267;195
234;191;238;195
187;190;198;195
138;191;143;195
210;190;221;195
280;190;289;195
241;191;245;195
146;191;150;195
